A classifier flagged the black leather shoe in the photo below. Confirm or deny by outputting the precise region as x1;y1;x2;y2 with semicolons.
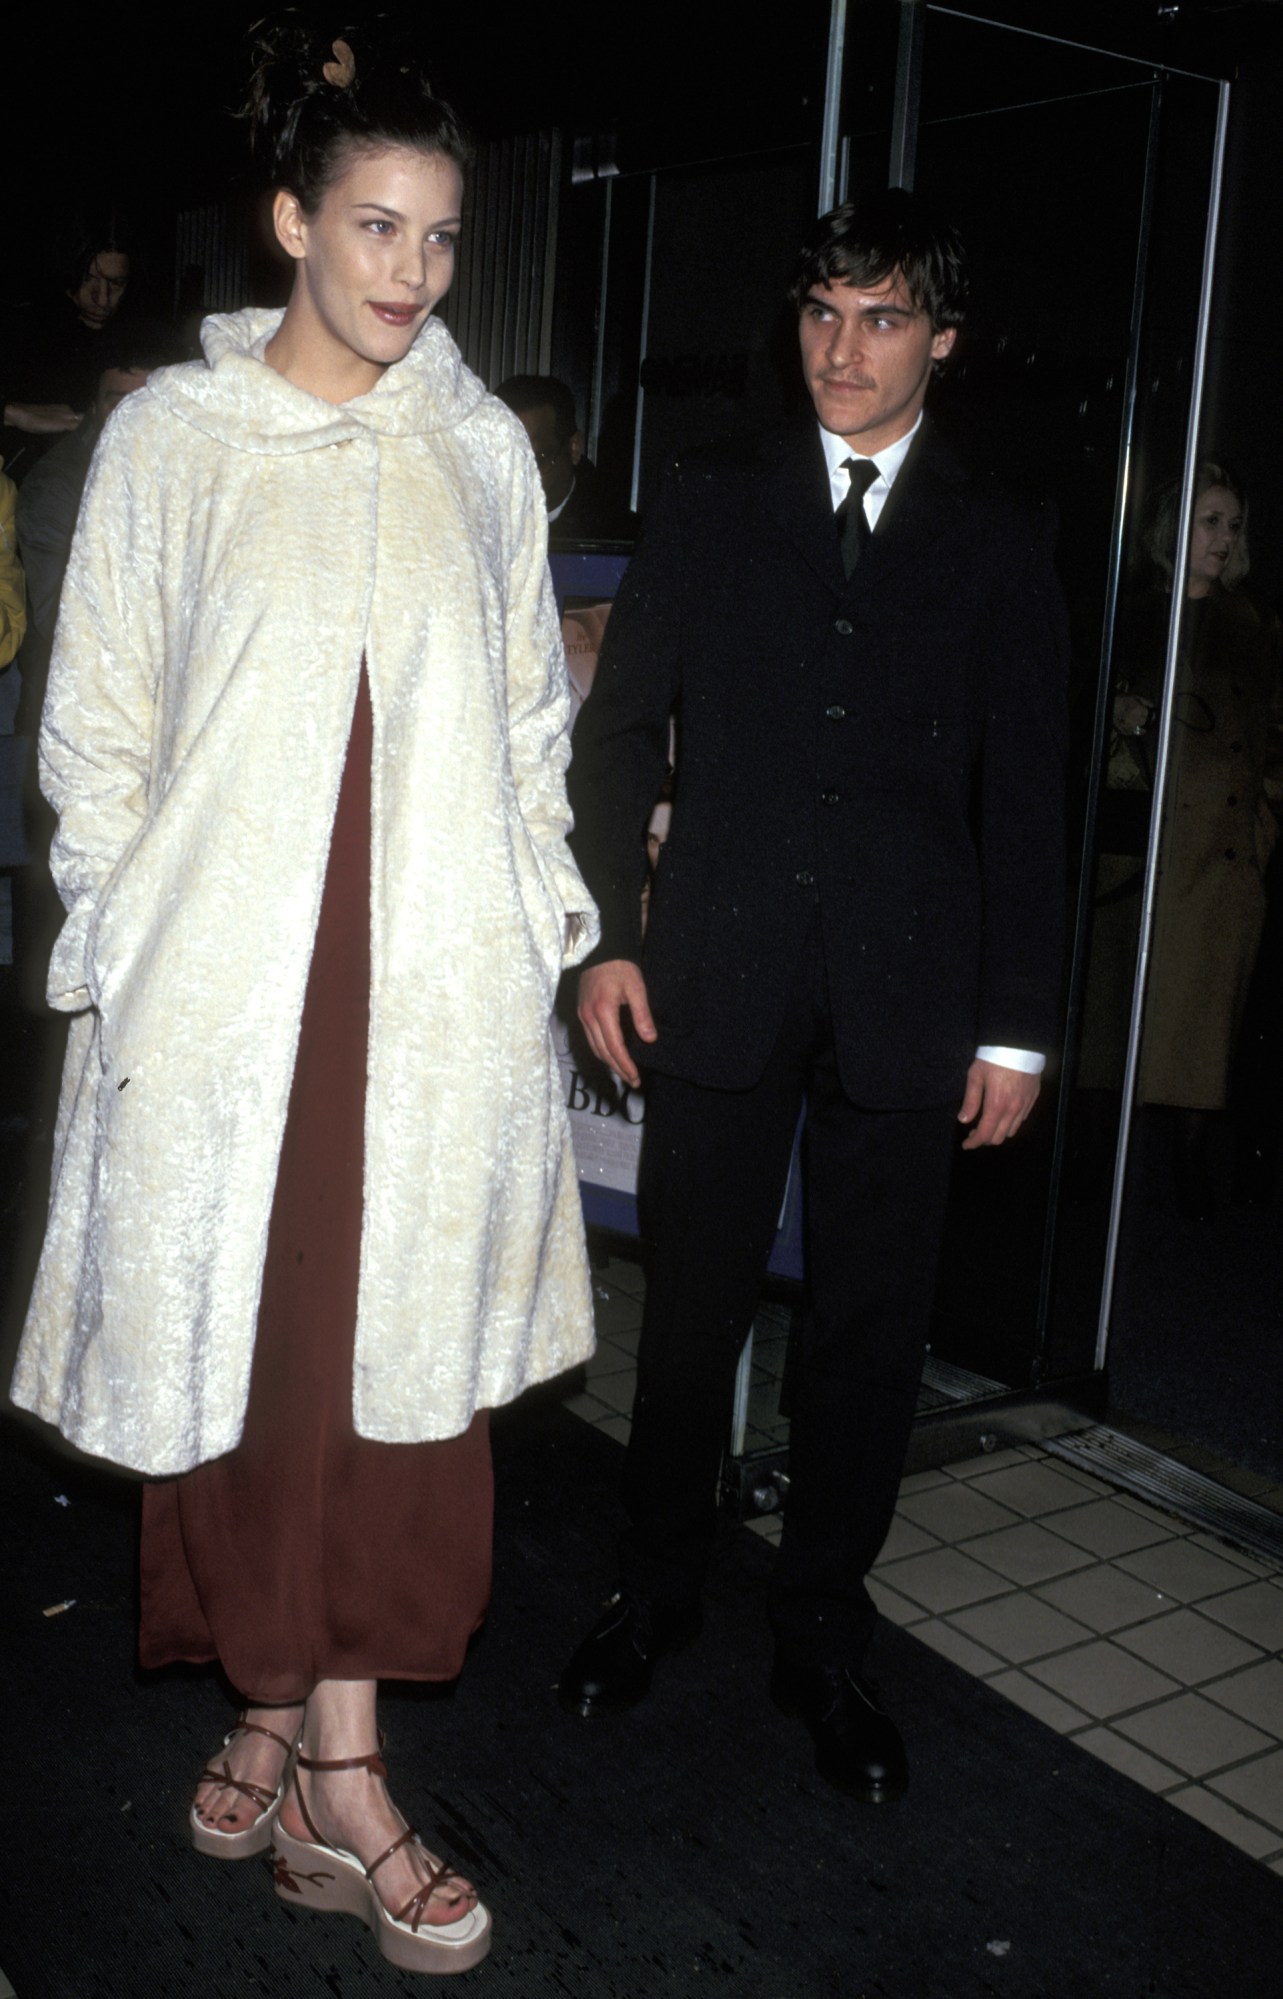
770;1658;908;1803
558;1590;703;1718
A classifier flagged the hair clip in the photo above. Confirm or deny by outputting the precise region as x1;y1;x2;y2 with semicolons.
322;38;356;88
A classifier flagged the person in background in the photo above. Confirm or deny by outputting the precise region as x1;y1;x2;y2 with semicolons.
1120;464;1282;1218
1;216;135;478
9;16;597;1975
496;373;634;539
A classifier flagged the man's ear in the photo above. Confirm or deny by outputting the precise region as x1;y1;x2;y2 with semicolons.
930;325;957;365
272;189;308;264
569;429;585;467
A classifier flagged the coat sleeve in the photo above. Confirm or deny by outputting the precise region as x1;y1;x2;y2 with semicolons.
39;418;163;1012
974;502;1071;1053
565;464;686;967
502;436;601;968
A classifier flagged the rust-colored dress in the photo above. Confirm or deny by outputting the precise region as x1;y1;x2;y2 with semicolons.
138;672;493;1702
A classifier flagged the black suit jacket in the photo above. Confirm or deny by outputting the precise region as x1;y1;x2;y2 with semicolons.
567;418;1069;1109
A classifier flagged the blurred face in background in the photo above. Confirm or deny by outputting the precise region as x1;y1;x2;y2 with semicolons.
518;401;582;510
70;252;130;330
1186;484;1244;598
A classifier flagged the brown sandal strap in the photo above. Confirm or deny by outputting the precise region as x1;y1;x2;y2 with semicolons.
230;1713;297;1759
394;1850;467;1934
295;1749;389;1778
197;1758;279;1812
365;1824;416;1880
291;1740;388;1850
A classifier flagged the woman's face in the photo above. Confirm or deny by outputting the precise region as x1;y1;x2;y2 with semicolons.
276;143;463;390
1187;484;1244;598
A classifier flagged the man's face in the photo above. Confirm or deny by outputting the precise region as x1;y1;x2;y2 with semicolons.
95;366;150;421
798;270;955;454
70;252;130;330
518;402;582;510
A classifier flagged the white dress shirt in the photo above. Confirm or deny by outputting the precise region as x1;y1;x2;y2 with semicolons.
818;416;1044;1078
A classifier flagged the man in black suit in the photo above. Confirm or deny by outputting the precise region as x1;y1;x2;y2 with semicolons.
559;190;1068;1801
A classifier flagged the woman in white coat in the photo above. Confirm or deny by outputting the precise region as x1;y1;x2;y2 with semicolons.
9;19;597;1975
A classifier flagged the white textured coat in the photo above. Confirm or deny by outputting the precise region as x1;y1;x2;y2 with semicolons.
11;308;599;1475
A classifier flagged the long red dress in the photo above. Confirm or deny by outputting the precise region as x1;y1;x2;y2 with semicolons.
138;672;493;1702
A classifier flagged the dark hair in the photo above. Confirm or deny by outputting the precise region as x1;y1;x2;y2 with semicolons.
787;187;968;334
244;12;471;213
59;211;136;297
494;375;578;442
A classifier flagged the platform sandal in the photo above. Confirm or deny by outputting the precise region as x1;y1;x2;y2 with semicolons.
271;1747;492;1975
190;1712;299;1859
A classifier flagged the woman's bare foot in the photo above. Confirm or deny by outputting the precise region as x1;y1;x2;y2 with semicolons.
279;1679;477;1929
193;1703;304;1836
277;1760;477;1928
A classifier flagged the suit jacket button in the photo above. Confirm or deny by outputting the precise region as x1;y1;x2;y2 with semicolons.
821;791;840;806
1225;847;1237;861
796;869;815;886
834;618;854;635
826;704;846;720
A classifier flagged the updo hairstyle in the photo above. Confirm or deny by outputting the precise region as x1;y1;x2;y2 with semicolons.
244;12;471;214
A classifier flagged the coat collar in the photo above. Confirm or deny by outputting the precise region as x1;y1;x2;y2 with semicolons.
145;307;488;456
756;414;971;594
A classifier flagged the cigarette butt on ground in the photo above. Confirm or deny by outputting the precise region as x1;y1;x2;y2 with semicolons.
43;1598;76;1617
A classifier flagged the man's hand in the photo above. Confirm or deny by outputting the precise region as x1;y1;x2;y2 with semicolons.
4;402;82;435
958;1058;1040;1150
577;959;657;1089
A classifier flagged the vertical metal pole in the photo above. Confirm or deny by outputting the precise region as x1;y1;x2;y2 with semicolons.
629;174;657;516
889;0;927;191
1094;78;1232;1373
587;177;612;464
818;0;849;213
1035;77;1164;1358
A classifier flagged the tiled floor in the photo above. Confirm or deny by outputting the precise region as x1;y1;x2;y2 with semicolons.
569;1256;1283;1875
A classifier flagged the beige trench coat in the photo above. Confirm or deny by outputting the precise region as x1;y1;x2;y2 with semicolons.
10;309;599;1474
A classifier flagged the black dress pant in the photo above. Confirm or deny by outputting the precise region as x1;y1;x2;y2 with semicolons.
620;918;959;1670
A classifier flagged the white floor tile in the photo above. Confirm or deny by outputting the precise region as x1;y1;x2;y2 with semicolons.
1034;1563;1173;1635
896;1483;1020;1542
958;1520;1095;1587
965;1462;1097;1517
1113;1608;1264;1685
1071;1726;1183;1794
988;1668;1092;1734
941;1445;1033;1477
912;1618;1006;1678
1207;1749;1283;1833
1168;1784;1282;1859
1200;1580;1283;1651
876;1545;1015;1615
1114;1692;1273;1777
1116;1538;1267;1604
874;1515;940;1565
1024;1639;1180;1720
1041;1499;1177;1560
1202;1658;1283;1737
948;1593;1093;1665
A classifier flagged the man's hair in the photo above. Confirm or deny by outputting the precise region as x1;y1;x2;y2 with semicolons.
787;187;968;333
494;374;578;443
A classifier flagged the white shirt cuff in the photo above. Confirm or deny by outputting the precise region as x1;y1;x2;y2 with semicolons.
975;1045;1045;1075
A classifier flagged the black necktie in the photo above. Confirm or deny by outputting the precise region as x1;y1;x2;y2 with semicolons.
836;457;879;579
